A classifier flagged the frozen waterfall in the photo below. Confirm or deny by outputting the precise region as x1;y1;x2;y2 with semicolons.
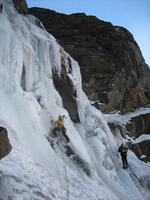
0;1;149;200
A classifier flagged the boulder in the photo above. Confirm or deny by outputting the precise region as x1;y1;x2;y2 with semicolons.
0;127;12;160
12;0;28;14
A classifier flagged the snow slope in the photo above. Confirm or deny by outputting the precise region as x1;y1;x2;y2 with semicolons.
0;1;150;199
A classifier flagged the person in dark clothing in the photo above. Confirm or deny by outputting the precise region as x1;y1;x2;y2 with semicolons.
118;143;128;169
0;4;3;12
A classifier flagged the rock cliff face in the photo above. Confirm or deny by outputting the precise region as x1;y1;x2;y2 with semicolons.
12;0;28;14
53;50;79;122
126;113;150;138
28;8;150;113
0;127;12;160
126;114;150;162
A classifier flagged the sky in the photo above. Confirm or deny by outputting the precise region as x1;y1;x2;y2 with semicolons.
27;0;150;66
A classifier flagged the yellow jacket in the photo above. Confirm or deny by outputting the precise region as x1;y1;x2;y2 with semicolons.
52;117;64;127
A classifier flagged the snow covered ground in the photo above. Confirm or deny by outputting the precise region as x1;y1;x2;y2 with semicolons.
133;134;150;143
104;107;150;126
0;1;150;200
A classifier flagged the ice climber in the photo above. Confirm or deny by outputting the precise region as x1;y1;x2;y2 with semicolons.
51;115;70;143
118;142;128;169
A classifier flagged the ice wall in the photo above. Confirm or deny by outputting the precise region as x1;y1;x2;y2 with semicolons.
0;1;149;200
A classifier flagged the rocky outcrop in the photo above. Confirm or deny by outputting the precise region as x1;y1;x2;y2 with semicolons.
28;8;150;113
126;113;150;162
53;51;79;122
130;141;150;162
12;0;28;14
126;113;150;138
0;127;12;160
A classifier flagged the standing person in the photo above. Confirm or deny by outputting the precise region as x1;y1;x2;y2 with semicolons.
51;115;70;143
118;142;128;169
0;4;3;12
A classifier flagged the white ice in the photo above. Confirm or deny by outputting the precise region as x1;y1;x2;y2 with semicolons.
0;1;150;200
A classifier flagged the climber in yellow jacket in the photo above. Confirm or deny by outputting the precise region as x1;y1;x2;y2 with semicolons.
51;115;70;143
53;115;65;127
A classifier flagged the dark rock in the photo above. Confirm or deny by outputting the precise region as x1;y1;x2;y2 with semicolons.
28;7;150;113
0;127;12;160
126;113;150;138
53;75;79;122
130;141;150;162
53;51;79;122
12;0;28;14
126;113;150;162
